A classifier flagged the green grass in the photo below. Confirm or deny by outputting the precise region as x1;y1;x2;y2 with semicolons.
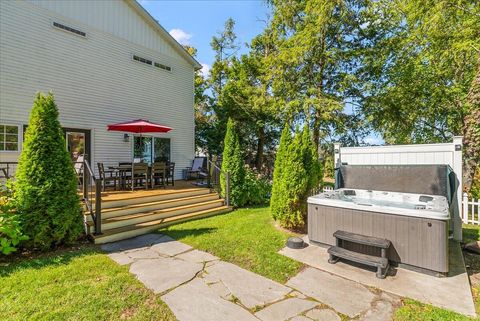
0;247;176;321
394;224;480;321
161;206;303;283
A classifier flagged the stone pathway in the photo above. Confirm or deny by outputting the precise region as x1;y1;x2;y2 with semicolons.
102;234;400;321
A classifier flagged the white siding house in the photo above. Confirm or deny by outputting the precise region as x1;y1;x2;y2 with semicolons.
0;0;201;178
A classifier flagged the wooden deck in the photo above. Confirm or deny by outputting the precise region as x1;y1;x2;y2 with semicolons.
84;180;231;244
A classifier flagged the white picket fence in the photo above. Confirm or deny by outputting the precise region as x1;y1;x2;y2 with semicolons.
463;193;480;225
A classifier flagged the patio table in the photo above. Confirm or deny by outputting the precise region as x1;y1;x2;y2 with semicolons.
108;165;133;190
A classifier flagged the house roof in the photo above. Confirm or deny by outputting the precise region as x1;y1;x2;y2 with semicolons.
126;0;202;70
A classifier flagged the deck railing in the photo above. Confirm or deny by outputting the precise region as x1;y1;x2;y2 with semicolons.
206;159;230;206
81;160;102;235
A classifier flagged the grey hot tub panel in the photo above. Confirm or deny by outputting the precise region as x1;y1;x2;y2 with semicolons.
308;203;449;273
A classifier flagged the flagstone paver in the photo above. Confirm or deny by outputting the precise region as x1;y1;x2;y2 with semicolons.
125;248;162;259
107;252;134;265
103;234;403;321
286;267;376;317
129;257;203;294
288;316;311;321
205;261;292;309
305;308;341;321
254;298;317;321
150;236;193;256
176;249;219;263
161;278;259;321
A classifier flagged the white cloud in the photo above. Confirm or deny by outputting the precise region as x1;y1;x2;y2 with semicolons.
200;63;211;77
169;28;192;45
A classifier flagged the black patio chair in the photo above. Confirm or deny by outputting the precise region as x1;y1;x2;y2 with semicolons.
151;162;166;189
97;162;117;191
166;162;175;186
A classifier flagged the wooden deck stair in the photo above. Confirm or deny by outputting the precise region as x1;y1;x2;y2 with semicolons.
85;187;232;244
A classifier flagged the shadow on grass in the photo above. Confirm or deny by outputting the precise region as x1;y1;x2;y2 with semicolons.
0;246;101;278
463;227;480;244
160;227;217;240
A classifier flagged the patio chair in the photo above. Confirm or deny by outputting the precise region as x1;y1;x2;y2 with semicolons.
97;162;117;191
132;163;149;190
186;157;206;180
151;162;166;189
165;162;175;186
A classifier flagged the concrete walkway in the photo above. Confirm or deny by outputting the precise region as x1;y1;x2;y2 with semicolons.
102;234;401;321
279;236;476;317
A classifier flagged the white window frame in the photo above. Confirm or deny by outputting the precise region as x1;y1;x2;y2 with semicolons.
0;123;21;152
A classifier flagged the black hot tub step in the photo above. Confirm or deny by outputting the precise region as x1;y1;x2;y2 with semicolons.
328;246;388;269
333;230;391;249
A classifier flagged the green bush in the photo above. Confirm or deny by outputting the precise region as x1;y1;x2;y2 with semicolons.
270;125;321;229
243;167;271;206
220;118;246;207
0;184;28;255
270;124;292;221
14;92;82;250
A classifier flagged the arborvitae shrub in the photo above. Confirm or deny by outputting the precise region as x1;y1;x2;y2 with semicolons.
270;124;321;229
15;93;82;250
270;124;292;220
220;118;246;207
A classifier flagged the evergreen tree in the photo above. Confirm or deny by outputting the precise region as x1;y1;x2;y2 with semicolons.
220;118;246;207
270;124;292;220
271;125;322;229
15;93;82;250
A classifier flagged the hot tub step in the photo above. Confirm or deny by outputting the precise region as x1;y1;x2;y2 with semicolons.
328;246;389;278
333;230;391;249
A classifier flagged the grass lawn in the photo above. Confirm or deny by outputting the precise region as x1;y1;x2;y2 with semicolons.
0;247;176;321
162;207;480;320
161;206;303;283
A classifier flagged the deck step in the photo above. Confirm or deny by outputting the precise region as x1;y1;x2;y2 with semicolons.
100;188;211;209
328;246;388;268
86;193;219;221
93;205;232;244
333;230;391;249
87;199;225;231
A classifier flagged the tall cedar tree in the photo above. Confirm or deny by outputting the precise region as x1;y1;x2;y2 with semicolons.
220;118;246;207
15;93;82;250
271;125;321;229
270;124;292;220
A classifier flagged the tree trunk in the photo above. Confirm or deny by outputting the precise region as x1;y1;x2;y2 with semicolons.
255;125;265;170
462;53;480;193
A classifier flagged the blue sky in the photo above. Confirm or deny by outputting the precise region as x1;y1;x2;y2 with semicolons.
139;0;270;77
139;0;384;145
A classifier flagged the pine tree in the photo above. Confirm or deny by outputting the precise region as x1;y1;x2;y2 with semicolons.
220;118;246;207
15;93;82;250
270;123;292;220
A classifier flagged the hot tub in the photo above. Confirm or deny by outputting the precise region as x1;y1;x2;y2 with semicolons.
307;188;450;274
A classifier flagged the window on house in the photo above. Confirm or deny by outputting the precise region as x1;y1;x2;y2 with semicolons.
154;62;172;72
53;21;86;37
0;125;19;151
133;55;153;65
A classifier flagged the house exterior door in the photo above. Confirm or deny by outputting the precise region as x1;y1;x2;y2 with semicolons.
64;128;91;163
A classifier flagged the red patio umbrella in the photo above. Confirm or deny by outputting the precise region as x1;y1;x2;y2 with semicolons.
107;119;173;191
107;119;173;133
